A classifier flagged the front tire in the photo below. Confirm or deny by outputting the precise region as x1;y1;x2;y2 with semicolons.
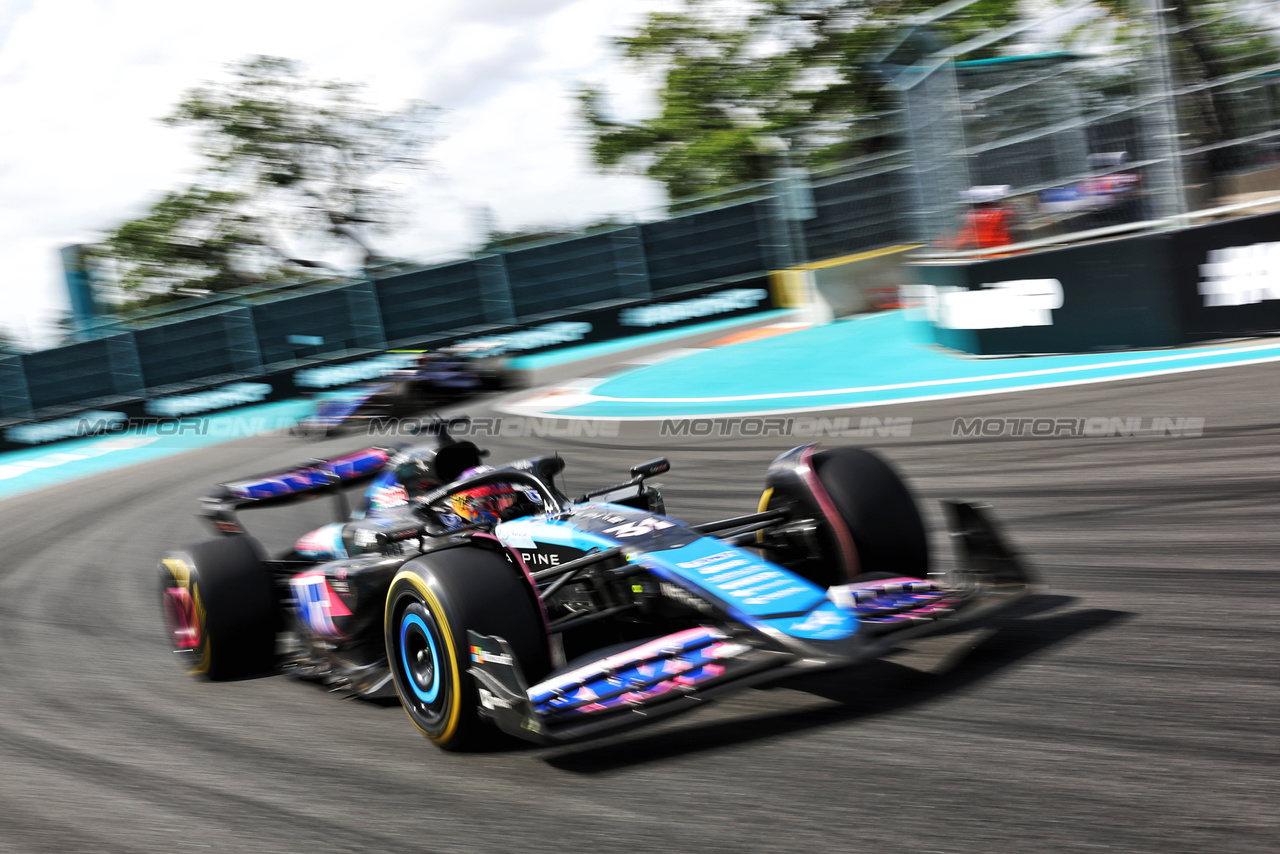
811;446;930;580
159;537;278;680
763;446;930;586
385;546;549;751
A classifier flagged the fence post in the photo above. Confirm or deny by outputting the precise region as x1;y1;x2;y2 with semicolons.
473;254;517;325
224;305;264;373
0;355;32;420
610;225;652;300
900;60;971;244
757;188;789;270
105;333;145;395
346;279;388;351
777;165;814;265
1139;0;1188;220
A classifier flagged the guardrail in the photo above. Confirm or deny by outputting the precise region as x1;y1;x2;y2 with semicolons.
0;275;776;451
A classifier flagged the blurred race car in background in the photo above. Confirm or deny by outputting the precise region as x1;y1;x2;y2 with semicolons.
297;348;507;437
160;419;1035;751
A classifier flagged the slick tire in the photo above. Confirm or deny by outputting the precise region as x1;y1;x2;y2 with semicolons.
385;546;550;752
159;537;278;680
812;447;930;581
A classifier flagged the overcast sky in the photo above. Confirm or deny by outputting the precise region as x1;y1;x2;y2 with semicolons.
0;0;673;348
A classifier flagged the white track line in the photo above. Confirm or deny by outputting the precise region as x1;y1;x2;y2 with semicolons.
498;348;1280;420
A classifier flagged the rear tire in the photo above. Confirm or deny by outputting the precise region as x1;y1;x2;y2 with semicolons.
385;546;550;751
159;537;278;680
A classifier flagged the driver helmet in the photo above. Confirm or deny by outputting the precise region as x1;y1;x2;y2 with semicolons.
392;448;446;500
446;465;541;525
363;448;442;513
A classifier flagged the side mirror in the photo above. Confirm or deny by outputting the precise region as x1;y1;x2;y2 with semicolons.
630;458;670;480
534;455;565;480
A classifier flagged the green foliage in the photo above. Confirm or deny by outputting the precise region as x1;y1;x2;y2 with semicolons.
581;0;1025;201
580;6;800;199
94;186;259;294
96;56;434;304
587;0;1280;206
471;214;637;253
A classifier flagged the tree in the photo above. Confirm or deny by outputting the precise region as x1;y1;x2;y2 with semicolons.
580;6;802;199
580;0;1022;201
95;56;434;304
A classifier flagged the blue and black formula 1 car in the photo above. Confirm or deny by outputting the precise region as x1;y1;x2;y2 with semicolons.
160;420;1034;750
297;349;507;437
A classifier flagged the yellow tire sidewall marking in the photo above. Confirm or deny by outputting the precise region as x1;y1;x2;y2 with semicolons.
162;558;191;587
387;570;462;745
191;584;211;676
756;488;774;544
162;557;210;675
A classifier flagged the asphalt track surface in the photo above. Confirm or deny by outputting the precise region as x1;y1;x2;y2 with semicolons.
1;364;1278;853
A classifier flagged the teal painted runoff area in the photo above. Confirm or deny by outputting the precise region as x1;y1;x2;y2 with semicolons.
0;314;793;501
505;310;796;371
8;309;1280;498
0;400;313;501
528;311;1280;418
0;313;792;500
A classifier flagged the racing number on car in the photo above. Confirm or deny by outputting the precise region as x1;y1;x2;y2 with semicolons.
602;518;675;538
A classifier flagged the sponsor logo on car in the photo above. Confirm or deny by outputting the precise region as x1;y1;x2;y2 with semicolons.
470;645;513;666
742;585;811;606
677;550;739;570
778;604;855;639
478;688;514;710
291;572;352;637
368;484;409;510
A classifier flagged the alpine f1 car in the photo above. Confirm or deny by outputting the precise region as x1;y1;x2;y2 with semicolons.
160;420;1035;750
297;349;506;436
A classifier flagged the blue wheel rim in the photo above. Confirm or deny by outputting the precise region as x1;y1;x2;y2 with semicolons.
399;612;441;704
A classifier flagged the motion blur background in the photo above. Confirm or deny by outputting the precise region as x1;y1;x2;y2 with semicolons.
6;0;1280;433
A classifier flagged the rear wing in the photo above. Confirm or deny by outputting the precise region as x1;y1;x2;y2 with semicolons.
199;446;396;535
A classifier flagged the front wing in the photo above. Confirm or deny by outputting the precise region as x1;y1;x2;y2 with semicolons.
469;501;1034;744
